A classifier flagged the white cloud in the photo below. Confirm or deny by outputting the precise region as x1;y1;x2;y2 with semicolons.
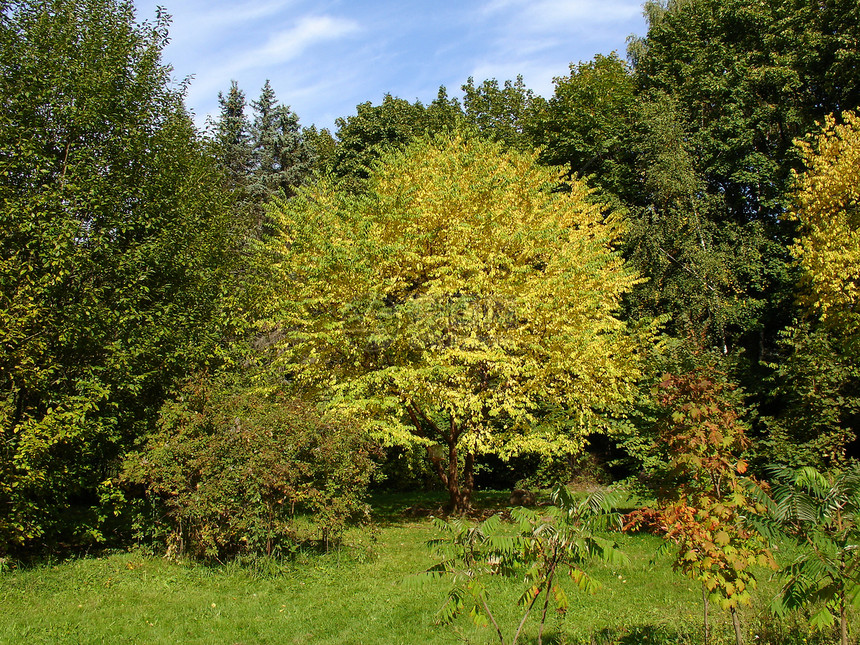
194;0;298;28
181;13;360;115
478;0;641;28
230;15;360;72
136;0;648;130
463;0;643;98
141;0;299;36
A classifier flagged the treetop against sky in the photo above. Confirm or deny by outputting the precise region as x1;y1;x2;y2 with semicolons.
132;0;647;131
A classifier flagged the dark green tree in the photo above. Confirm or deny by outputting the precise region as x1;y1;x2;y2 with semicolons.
461;75;540;152
624;91;780;355
620;0;860;370
249;80;310;201
302;124;338;175
629;0;860;223
331;91;461;184
0;0;238;553
425;86;464;138
756;322;859;469
532;54;638;206
211;80;252;189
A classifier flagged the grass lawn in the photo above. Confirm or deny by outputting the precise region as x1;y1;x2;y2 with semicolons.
0;492;840;644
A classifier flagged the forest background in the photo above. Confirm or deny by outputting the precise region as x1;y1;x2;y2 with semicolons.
1;0;860;573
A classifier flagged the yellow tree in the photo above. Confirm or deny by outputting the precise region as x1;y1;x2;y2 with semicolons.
790;111;860;345
263;135;655;512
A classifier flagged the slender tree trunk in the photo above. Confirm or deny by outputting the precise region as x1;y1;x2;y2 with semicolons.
445;435;460;511
459;451;474;512
840;589;849;645
537;556;559;645
512;585;542;645
702;583;710;645
479;593;505;645
266;502;273;557
730;605;743;645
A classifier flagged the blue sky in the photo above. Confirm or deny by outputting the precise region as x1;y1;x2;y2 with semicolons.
133;0;648;132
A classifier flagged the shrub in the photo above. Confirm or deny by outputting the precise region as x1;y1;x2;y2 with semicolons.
122;374;378;560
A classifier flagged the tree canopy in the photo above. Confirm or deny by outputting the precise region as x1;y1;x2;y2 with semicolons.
0;0;238;552
790;111;860;346
3;0;860;563
262;135;655;511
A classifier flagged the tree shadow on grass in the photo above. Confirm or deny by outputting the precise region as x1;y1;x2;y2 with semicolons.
368;489;515;526
500;624;691;645
506;624;696;645
588;624;694;644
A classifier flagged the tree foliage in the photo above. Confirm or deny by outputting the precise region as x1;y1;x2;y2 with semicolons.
249;80;310;202
746;465;860;645
628;371;775;645
532;53;638;207
622;0;860;370
748;112;860;472
624;91;777;354
211;80;252;189
790;111;860;350
756;322;859;469
263;135;654;512
461;75;541;152
0;0;238;553
122;374;378;561
331;91;462;184
630;0;860;222
209;79;310;237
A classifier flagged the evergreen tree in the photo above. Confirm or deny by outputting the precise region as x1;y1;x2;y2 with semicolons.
249;80;309;201
212;80;252;189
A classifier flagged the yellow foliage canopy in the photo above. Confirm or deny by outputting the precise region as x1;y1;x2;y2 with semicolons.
790;111;860;337
264;135;654;461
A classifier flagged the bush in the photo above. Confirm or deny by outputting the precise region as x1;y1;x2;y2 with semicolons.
122;374;378;560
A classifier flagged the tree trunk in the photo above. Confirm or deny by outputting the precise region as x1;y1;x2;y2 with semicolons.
445;436;461;512
537;552;559;645
702;583;710;645
730;605;743;645
840;589;849;645
406;402;473;513
444;445;474;514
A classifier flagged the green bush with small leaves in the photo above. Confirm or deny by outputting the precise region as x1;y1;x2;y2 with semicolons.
122;374;378;561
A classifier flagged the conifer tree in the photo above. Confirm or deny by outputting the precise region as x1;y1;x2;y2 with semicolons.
250;80;309;201
212;80;252;189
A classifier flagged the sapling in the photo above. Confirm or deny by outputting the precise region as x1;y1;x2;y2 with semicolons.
416;484;627;645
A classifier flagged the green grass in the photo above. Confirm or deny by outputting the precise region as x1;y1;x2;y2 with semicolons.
0;493;842;644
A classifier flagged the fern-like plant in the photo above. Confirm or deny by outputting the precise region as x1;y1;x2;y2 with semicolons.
745;464;860;645
415;485;627;645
